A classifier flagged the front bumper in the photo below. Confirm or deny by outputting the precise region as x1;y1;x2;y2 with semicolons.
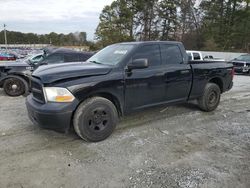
26;95;79;133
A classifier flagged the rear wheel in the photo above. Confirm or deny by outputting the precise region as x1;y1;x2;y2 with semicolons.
73;97;118;142
198;83;221;112
3;77;27;97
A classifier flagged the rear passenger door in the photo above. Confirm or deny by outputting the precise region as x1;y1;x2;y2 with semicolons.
160;44;192;102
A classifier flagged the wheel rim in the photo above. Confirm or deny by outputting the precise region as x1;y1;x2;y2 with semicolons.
87;107;110;132
5;79;23;96
208;90;218;105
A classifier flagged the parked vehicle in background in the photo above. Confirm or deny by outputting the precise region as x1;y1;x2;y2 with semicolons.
0;48;94;96
230;54;250;74
17;53;44;64
203;55;225;62
0;53;16;61
26;41;234;142
187;51;225;62
187;50;203;60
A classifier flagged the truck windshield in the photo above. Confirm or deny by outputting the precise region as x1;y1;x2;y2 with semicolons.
87;44;135;66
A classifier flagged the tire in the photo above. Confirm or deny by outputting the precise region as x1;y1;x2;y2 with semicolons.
3;77;28;97
73;97;118;142
198;83;221;112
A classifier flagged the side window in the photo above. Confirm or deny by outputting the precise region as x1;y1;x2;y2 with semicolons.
45;54;64;64
161;45;183;64
79;54;91;61
193;53;201;60
64;54;79;62
133;45;161;66
33;55;42;61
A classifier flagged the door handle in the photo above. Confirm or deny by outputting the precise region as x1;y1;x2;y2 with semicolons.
155;72;165;76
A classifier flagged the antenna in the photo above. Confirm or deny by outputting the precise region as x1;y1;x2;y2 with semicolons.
3;24;8;51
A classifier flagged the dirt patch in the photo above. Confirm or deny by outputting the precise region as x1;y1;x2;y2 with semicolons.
0;75;249;188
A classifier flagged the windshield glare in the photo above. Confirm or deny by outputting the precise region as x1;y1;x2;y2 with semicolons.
235;55;250;61
87;44;135;66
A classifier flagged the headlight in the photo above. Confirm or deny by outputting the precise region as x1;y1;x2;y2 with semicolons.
44;87;75;103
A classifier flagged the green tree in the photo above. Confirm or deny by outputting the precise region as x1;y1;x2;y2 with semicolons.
200;0;250;51
95;0;135;47
158;0;178;40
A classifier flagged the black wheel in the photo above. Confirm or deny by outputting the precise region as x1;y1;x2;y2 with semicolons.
3;77;27;97
198;83;221;112
73;97;118;142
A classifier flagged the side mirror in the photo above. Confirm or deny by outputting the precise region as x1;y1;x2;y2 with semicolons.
128;59;148;70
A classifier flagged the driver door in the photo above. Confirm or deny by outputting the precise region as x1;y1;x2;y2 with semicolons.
124;44;167;111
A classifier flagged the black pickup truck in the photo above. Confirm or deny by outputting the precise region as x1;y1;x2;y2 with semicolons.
0;48;94;96
26;41;234;142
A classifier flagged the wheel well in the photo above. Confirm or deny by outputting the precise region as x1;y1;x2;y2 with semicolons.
209;77;223;92
1;74;29;93
89;92;123;117
69;92;123;131
2;74;29;84
94;93;123;116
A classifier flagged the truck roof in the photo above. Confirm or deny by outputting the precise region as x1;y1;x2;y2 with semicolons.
118;41;183;46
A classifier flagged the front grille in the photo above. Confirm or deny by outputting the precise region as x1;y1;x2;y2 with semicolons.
31;78;45;104
232;62;245;67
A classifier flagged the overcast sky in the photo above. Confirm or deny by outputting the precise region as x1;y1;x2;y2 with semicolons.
0;0;114;40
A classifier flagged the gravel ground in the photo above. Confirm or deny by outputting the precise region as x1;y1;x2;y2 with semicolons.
0;75;249;188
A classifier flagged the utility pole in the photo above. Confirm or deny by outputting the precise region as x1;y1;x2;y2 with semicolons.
3;24;8;51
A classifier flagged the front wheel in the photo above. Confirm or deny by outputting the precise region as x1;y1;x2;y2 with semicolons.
198;83;221;112
73;97;118;142
3;77;27;97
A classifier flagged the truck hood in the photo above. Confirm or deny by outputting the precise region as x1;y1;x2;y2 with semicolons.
231;60;250;64
32;62;112;84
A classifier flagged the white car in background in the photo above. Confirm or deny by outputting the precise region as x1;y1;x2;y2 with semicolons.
187;51;203;60
187;50;225;62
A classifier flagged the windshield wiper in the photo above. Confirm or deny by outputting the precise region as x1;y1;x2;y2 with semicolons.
89;60;103;65
25;59;32;65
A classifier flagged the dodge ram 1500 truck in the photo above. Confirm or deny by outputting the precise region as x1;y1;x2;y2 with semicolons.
26;41;234;142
